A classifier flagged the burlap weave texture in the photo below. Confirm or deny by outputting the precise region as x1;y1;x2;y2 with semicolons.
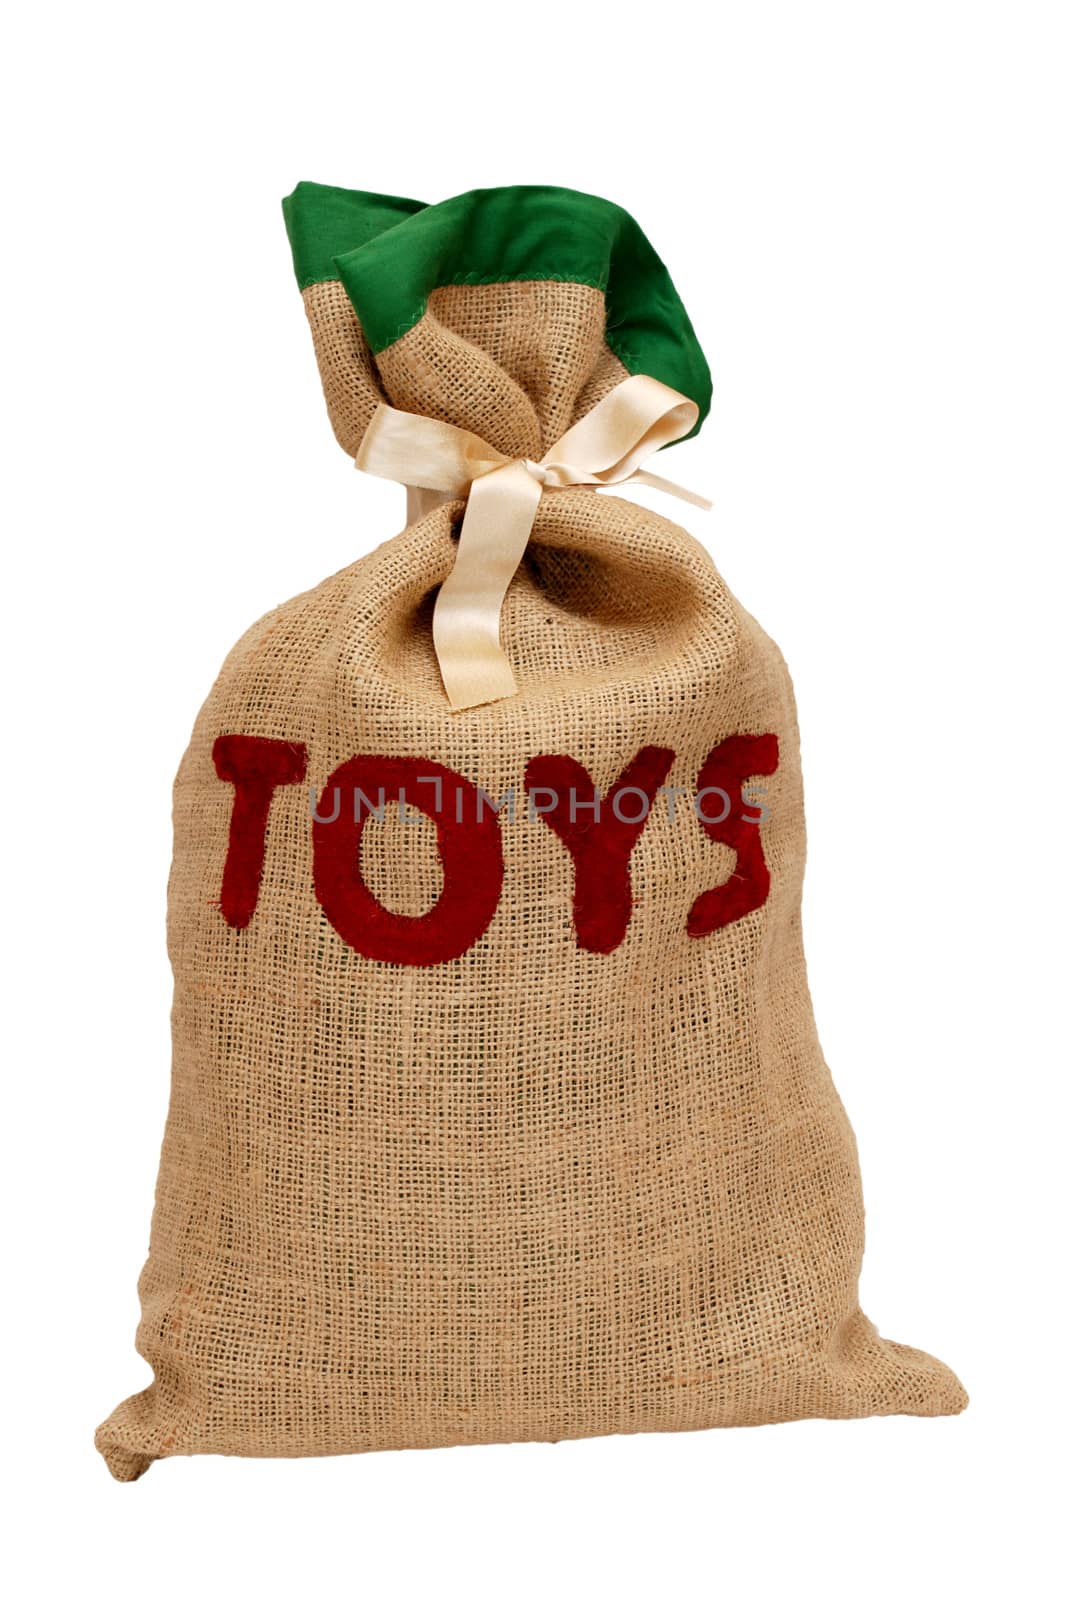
97;264;965;1481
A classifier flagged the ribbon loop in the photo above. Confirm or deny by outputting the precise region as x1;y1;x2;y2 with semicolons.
355;374;710;711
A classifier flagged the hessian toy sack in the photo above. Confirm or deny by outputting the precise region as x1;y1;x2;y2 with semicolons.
96;183;966;1480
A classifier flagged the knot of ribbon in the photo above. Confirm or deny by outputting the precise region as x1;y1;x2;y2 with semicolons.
355;373;711;711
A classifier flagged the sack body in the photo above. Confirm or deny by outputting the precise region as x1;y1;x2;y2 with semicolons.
97;185;965;1480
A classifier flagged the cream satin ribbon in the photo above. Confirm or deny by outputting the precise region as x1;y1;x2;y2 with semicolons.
355;373;711;711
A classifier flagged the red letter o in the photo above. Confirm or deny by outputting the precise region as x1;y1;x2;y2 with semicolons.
312;756;503;966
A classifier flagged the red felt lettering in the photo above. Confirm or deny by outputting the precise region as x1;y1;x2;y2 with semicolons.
311;756;504;966
525;746;676;954
687;734;779;938
212;734;308;928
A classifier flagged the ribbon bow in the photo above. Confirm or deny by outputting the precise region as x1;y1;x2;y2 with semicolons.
355;373;710;711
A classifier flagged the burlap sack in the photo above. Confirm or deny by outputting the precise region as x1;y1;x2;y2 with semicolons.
97;184;965;1480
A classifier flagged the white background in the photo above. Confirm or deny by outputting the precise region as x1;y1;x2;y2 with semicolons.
3;2;1068;1594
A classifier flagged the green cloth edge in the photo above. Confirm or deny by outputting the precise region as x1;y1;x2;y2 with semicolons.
282;182;712;435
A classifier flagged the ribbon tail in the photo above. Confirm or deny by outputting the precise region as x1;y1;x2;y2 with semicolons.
432;460;542;712
628;468;713;511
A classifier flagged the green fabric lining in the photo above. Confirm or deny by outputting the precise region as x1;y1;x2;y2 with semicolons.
283;183;425;289
282;182;711;434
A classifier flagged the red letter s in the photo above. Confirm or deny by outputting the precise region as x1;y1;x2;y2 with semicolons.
688;734;779;938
